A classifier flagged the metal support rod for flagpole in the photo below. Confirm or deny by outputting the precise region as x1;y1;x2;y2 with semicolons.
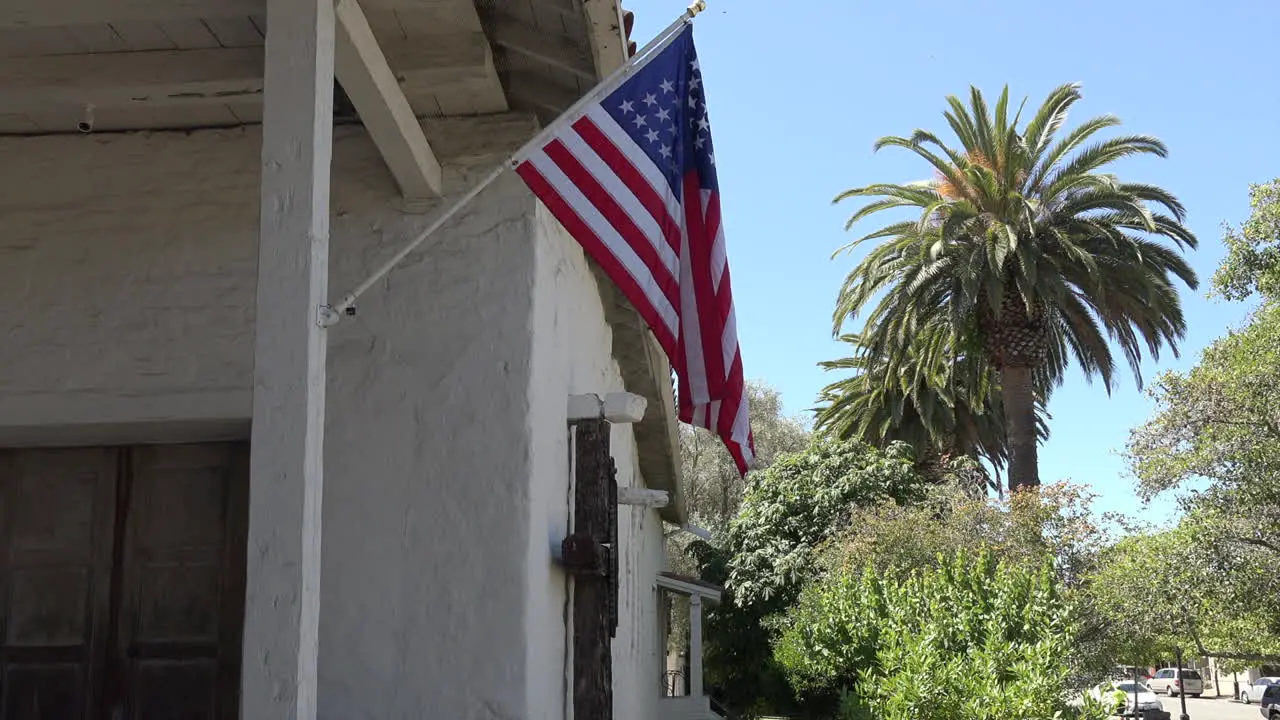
318;0;707;327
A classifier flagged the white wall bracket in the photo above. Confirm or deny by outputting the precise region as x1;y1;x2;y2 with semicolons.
617;487;669;508
567;392;647;424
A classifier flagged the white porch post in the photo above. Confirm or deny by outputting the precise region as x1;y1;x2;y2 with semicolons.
689;594;704;698
240;0;335;715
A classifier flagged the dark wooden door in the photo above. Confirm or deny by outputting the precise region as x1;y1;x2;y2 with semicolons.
111;444;248;720
0;449;117;720
0;443;247;720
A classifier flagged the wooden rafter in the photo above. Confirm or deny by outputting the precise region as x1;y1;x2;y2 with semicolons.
335;0;441;203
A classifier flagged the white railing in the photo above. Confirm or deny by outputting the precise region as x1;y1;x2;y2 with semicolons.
659;694;716;719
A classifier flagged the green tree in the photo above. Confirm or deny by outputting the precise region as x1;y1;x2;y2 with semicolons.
815;332;1049;492
824;481;1115;589
833;83;1198;491
776;550;1097;720
1087;523;1280;665
679;379;808;534
667;381;810;713
1120;178;1280;665
1127;302;1280;562
821;481;1123;685
1212;179;1280;301
686;439;929;717
1126;176;1280;591
724;439;928;606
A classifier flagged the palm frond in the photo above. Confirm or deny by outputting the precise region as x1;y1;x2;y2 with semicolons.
829;83;1198;487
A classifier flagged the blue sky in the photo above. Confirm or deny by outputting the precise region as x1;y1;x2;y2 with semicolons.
631;0;1280;523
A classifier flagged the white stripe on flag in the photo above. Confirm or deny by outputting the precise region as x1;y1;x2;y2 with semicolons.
703;190;727;293
730;375;751;448
525;150;680;336
558;127;680;278
720;308;739;385
585;107;684;221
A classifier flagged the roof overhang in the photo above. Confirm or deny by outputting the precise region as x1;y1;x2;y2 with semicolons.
657;572;722;602
0;0;686;520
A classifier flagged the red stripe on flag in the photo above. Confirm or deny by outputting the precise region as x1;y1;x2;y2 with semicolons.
703;192;735;323
682;171;725;400
542;138;681;313
717;348;745;443
572;117;683;255
516;160;679;354
676;334;692;421
726;441;748;477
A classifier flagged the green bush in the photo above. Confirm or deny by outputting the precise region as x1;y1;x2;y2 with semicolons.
777;550;1093;720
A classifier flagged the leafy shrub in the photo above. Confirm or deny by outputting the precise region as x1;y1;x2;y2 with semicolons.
726;438;927;608
777;550;1088;720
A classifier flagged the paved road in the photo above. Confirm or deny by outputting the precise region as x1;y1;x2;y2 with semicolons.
1159;695;1267;720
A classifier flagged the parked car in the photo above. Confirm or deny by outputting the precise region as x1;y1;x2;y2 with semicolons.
1242;677;1280;704
1147;668;1204;697
1259;684;1280;720
1114;666;1154;681
1089;681;1166;717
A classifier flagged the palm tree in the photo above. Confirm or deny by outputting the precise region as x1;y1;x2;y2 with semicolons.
814;331;1049;494
832;83;1197;491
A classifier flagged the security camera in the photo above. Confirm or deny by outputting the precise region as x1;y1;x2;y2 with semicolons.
77;104;95;133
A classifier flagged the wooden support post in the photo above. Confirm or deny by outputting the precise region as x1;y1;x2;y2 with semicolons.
689;594;704;699
240;0;334;716
569;418;617;720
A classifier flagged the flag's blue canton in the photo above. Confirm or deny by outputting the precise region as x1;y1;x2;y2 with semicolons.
602;26;718;194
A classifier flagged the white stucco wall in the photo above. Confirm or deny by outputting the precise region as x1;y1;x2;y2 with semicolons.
526;203;666;720
0;125;666;719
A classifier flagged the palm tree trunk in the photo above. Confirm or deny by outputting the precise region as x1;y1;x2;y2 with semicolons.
1000;365;1040;491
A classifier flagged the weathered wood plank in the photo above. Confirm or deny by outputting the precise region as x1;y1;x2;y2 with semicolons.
571;419;615;720
0;34;495;115
0;0;264;27
334;0;441;203
110;20;178;50
486;13;594;80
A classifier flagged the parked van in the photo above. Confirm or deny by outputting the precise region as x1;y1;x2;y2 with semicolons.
1148;668;1204;697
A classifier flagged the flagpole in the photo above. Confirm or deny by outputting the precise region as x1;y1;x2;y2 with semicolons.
319;0;707;326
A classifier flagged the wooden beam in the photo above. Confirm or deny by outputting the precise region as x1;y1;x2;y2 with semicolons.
487;15;594;80
0;35;494;115
581;0;629;76
334;0;440;204
617;487;668;508
501;70;577;117
570;419;616;720
0;0;264;27
526;0;578;16
0;0;467;27
0;48;263;110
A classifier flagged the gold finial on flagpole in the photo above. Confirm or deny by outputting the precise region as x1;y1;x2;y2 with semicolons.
688;0;707;17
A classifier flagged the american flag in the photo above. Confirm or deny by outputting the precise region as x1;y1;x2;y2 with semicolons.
514;25;755;474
